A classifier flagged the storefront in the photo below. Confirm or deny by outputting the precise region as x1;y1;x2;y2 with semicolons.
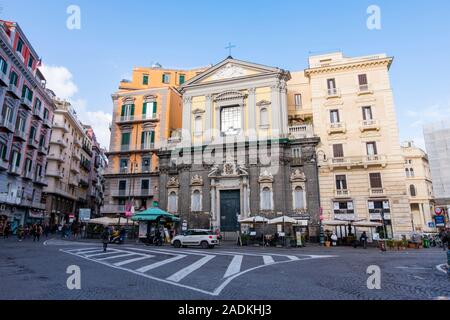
26;209;45;225
368;199;393;239
132;206;180;243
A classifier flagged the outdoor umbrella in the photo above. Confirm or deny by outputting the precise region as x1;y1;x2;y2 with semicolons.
131;206;180;222
267;216;298;225
239;216;270;224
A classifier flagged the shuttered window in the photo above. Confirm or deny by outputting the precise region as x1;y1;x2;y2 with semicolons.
358;74;368;85
335;175;347;190
369;173;382;188
333;144;344;158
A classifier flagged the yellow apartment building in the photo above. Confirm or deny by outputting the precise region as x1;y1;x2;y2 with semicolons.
102;64;206;216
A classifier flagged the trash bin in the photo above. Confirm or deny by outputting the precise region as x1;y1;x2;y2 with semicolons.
423;238;430;248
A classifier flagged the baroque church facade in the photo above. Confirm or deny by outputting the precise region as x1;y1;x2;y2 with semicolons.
157;57;320;240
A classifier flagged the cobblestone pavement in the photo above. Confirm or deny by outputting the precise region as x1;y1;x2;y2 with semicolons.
0;237;448;300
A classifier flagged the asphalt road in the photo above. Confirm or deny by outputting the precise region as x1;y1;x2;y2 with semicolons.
0;237;448;300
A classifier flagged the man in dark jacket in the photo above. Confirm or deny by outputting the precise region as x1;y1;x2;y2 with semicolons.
101;227;110;252
441;228;449;251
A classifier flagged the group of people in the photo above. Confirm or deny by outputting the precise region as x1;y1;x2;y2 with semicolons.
15;223;50;242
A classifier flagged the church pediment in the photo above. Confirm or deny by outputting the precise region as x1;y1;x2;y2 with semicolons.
179;58;289;89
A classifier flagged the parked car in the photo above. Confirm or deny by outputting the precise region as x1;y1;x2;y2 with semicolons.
171;229;218;249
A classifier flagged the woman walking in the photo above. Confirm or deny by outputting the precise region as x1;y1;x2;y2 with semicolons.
33;224;43;242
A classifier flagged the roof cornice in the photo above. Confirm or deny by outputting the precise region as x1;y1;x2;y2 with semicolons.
304;57;393;77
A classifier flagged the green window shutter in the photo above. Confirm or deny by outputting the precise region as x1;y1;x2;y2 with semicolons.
1;145;6;160
150;131;155;143
22;86;26;98
153;102;157;114
162;74;165;83
141;131;145;144
121;105;125;117
143;75;149;85
130;104;135;116
142;102;147;115
121;132;130;145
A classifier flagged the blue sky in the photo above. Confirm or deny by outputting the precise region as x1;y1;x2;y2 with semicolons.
2;0;450;149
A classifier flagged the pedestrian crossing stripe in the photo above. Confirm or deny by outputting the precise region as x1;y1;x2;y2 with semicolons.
60;247;335;296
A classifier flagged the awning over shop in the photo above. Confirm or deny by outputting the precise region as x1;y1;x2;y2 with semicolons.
322;220;348;226
87;217;135;226
352;221;382;227
268;216;298;225
131;207;180;222
239;216;270;224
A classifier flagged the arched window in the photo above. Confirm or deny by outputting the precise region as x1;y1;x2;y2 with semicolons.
191;190;201;212
168;191;178;213
260;108;268;126
405;168;410;177
410;168;415;177
194;116;202;134
294;186;305;210
261;187;272;211
409;185;416;197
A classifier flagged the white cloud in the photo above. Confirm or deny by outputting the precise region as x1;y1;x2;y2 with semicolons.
406;100;450;128
40;65;112;149
40;65;78;99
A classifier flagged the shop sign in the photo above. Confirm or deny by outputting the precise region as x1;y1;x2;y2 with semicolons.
138;222;147;238
79;209;91;221
434;215;446;227
435;207;443;216
29;211;44;218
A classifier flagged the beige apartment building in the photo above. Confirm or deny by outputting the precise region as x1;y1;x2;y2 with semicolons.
44;98;102;225
287;52;413;238
401;141;435;232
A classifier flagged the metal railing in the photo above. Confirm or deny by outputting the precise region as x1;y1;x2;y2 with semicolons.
288;124;314;138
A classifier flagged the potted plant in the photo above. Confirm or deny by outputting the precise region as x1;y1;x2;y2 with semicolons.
387;239;395;250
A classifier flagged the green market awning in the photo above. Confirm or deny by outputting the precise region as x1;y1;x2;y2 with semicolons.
131;207;180;222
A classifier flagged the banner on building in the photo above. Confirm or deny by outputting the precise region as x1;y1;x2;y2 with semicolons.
79;209;91;222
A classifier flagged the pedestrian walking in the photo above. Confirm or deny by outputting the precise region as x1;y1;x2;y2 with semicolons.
101;227;110;252
331;232;338;246
17;225;24;241
72;222;79;241
442;228;449;251
43;224;50;238
3;223;11;239
360;231;368;249
33;224;43;242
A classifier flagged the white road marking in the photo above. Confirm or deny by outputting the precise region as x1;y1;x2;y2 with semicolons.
97;253;137;261
223;255;243;278
263;255;275;265
114;255;153;266
85;251;121;258
136;255;186;273
75;249;108;255
66;247;100;252
413;275;425;280
395;266;431;270
286;255;300;261
166;255;215;282
436;264;448;274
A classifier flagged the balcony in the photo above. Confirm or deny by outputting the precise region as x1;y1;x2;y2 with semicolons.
9;165;21;175
52;122;69;133
288;124;314;139
47;153;65;163
23;170;34;180
329;157;353;169
335;189;351;198
13;129;27;141
50;139;68;148
327;122;346;134
141;165;152;173
7;83;21;98
357;84;373;95
369;188;385;197
141;143;155;151
111;189;128;197
0;193;21;205
27;138;39;149
38;144;48;155
359;120;380;132
119;167;129;174
100;204;126;214
117;113;159;124
0;158;9;171
72;152;81;161
70;166;80;174
32;108;43;120
326;88;341;99
69;176;79;186
0;70;8;87
20;96;33;110
74;138;82;147
120;144;130;152
363;154;387;168
33;175;47;185
46;170;63;179
0;115;15;132
139;188;151;197
42;117;52;128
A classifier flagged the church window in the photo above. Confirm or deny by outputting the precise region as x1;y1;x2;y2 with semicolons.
220;105;241;135
260;108;269;127
293;186;305;210
260;187;272;211
191;190;202;212
168;191;178;213
194;116;202;134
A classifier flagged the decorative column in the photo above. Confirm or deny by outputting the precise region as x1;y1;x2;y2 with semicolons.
182;96;192;144
204;94;212;143
270;82;281;138
210;179;216;225
247;87;256;134
279;81;288;135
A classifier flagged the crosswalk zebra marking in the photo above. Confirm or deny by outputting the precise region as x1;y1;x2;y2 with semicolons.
113;255;154;266
166;255;215;283
223;255;243;278
135;255;187;273
97;253;137;261
263;255;275;265
60;246;336;296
